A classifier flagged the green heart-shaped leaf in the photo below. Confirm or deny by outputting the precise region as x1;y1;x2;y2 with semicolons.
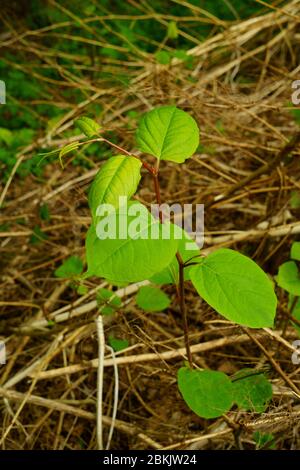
86;202;179;283
190;249;277;328
178;368;233;419
277;261;300;295
136;106;199;163
232;369;272;413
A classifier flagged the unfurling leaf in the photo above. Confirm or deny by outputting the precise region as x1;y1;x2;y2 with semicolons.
58;141;80;168
75;116;101;138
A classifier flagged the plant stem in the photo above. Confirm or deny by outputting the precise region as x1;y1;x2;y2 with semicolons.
177;251;193;368
153;173;161;205
151;169;193;368
102;137;155;175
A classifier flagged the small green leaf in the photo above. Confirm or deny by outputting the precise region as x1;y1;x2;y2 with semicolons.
277;261;300;295
136;286;170;312
167;21;178;39
88;155;142;221
101;306;114;316
136;106;199;163
96;288;122;312
172;49;190;62
30;225;48;245
0;128;13;146
77;285;88;295
232;369;272;413
54;256;83;278
291;242;300;261
39;203;50;221
290;191;300;209
253;431;275;449
190;248;277;328
155;50;171;65
97;287;115;302
289;294;300;334
75;116;101;138
109;336;129;352
178;368;233;419
289;106;300;125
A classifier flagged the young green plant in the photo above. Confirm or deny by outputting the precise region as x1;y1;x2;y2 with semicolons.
57;106;277;420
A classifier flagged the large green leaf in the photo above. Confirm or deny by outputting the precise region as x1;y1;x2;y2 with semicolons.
277;261;300;295
150;228;201;284
85;202;179;283
88;155;142;220
190;248;277;328
232;369;272;413
178;368;233;419
136;285;171;312
136;106;199;163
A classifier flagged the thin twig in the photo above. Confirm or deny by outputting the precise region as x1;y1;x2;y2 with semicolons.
105;345;119;450
96;315;105;450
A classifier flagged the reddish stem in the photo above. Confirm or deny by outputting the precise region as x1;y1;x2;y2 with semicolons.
102;137;155;175
152;169;193;368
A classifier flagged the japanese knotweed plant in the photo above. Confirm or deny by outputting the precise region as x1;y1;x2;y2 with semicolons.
55;107;277;419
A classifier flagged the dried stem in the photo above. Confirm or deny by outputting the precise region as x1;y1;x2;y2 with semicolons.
96;315;105;450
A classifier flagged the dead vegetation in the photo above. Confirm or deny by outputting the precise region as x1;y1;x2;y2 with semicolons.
1;0;300;450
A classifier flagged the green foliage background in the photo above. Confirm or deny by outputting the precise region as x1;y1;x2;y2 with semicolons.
0;0;281;179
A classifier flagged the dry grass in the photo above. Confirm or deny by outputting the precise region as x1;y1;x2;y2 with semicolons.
1;0;300;450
